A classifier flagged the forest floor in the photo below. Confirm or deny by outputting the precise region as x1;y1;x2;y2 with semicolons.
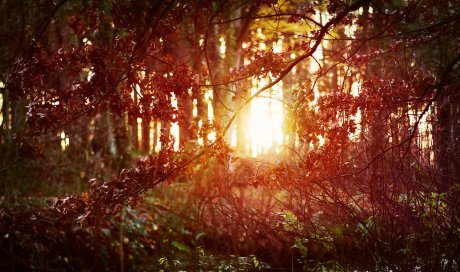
0;191;275;271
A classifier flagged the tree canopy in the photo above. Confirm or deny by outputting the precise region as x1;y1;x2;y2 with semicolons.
1;0;460;270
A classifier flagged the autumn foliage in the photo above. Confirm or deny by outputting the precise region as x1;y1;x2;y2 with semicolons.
1;0;460;270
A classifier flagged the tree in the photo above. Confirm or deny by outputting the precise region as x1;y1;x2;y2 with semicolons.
1;0;460;270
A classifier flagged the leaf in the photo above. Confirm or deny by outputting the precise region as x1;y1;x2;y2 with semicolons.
171;241;191;253
196;246;205;256
158;257;169;268
101;228;111;236
330;225;343;237
195;232;206;240
252;255;260;268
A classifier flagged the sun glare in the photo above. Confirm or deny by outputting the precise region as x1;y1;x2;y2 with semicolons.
128;31;339;157
171;93;179;151
248;77;284;157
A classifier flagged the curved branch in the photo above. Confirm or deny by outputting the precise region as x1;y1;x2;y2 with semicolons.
221;0;371;137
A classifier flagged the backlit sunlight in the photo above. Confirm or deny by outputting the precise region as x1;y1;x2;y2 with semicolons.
248;77;284;157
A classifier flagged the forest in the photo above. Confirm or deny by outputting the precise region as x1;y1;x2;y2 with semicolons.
1;0;460;271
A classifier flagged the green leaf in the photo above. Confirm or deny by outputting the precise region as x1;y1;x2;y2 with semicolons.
158;257;169;268
171;241;191;253
196;246;205;256
330;225;343;236
252;255;260;268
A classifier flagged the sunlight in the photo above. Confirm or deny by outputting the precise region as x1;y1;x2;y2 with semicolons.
126;16;361;156
231;29;287;156
219;36;226;58
192;99;197;117
137;117;142;148
409;107;434;161
5;1;457;270
248;76;284;157
155;121;161;153
205;88;214;120
60;131;69;151
197;88;216;145
149;120;155;153
171;93;179;151
349;80;362;141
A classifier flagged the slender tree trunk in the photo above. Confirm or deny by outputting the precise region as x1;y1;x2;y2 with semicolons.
142;116;150;152
132;91;139;150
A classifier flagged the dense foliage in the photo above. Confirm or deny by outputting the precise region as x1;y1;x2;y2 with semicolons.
1;0;460;270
